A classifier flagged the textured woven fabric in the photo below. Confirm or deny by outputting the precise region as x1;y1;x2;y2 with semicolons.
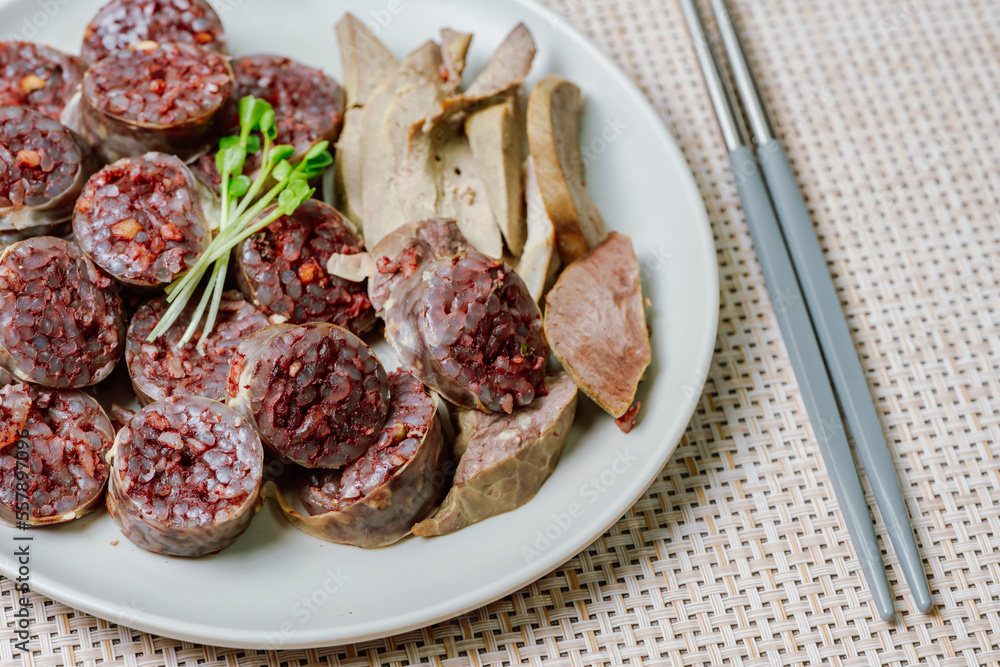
3;0;1000;664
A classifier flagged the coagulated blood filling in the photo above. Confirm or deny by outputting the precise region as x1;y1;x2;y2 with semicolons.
0;383;112;520
423;253;548;413
115;397;261;527
0;236;125;388
73;152;211;286
232;55;344;169
230;324;389;468
300;372;434;514
126;292;270;404
0;42;86;120
0;106;84;210
82;0;227;64
84;42;233;128
238;199;374;333
190;54;344;184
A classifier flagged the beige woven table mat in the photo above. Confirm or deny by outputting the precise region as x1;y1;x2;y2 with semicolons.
4;0;1000;664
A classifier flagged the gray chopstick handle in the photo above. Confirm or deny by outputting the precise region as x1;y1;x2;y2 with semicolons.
758;141;933;614
728;146;896;622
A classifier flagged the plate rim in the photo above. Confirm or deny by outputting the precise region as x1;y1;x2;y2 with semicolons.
0;0;720;649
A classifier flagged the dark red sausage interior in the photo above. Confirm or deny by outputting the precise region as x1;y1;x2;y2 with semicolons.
301;371;435;514
84;42;233;128
114;397;261;527
190;54;344;185
82;0;227;64
0;106;84;211
73;153;211;286
0;383;112;522
0;237;125;388
423;252;548;412
0;41;86;120
126;292;270;404
238;199;375;334
229;324;389;469
233;55;344;158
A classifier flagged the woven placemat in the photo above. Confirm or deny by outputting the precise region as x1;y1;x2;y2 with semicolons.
4;0;1000;664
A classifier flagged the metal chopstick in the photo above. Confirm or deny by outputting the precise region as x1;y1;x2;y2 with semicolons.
706;0;932;615
677;0;897;621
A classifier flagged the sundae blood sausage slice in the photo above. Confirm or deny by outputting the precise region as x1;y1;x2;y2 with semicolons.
73;152;216;287
543;232;651;433
366;218;473;313
0;106;99;233
232;55;344;169
413;371;577;536
227;323;390;469
81;0;227;64
64;42;234;163
376;231;548;413
106;396;264;557
192;55;345;187
275;371;449;548
0;42;87;120
0;237;126;388
126;292;270;405
0;383;114;527
236;199;375;333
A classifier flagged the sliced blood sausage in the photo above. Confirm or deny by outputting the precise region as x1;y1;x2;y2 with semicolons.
73;152;216;287
0;42;87;120
375;225;548;413
106;396;263;557
1;106;99;233
63;42;234;163
227;323;390;469
413;371;577;536
274;371;450;548
126;291;271;405
0;383;114;527
190;54;345;189
81;0;227;64
368;217;473;313
235;199;375;334
0;237;126;388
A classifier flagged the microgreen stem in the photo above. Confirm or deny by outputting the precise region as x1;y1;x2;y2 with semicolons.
147;95;331;348
233;133;273;221
192;255;229;351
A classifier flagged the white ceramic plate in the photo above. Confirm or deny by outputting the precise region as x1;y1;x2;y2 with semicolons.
0;0;718;649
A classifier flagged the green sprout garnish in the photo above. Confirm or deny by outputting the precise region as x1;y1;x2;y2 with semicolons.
147;95;333;352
